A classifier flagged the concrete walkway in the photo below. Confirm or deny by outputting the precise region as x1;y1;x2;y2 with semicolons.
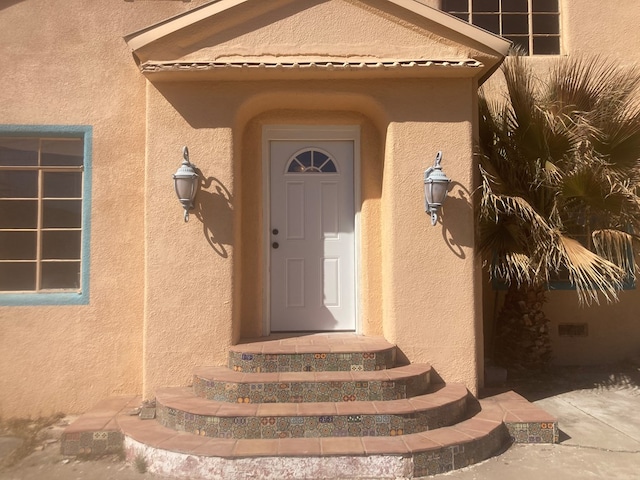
449;370;640;479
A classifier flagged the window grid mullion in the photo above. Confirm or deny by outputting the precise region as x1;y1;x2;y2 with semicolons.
35;141;43;292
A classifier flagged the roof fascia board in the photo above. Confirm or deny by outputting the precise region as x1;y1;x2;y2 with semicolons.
124;0;511;57
124;0;247;52
385;0;510;56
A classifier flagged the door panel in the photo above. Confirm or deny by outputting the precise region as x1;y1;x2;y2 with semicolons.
270;140;355;331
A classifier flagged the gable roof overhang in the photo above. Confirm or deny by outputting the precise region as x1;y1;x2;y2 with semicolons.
124;0;511;85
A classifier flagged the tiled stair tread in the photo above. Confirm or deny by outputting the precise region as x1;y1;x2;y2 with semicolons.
229;333;394;354
157;382;468;417
119;398;504;458
64;395;140;433
194;363;431;383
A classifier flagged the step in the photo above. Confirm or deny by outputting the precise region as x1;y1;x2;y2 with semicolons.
155;383;469;439
228;334;396;372
118;397;510;478
193;363;431;403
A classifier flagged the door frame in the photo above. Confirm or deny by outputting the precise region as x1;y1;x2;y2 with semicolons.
262;125;361;334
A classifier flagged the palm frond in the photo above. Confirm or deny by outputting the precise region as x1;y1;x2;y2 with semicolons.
558;236;625;304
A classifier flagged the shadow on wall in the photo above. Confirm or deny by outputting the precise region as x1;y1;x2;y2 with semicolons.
193;173;233;258
440;181;473;259
1;1;24;11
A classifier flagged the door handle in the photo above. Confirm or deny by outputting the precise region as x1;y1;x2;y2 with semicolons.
272;242;279;249
272;228;279;235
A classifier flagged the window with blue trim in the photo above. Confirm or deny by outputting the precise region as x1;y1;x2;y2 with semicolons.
0;126;91;305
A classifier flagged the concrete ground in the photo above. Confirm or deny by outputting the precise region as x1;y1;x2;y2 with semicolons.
1;365;638;479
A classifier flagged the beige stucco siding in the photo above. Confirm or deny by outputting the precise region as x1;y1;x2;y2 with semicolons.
0;0;210;417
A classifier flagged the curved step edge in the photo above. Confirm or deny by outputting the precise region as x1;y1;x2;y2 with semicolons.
155;383;469;438
193;363;432;403
119;403;509;479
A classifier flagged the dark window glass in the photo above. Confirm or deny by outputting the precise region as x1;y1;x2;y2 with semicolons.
443;0;468;12
532;0;558;13
41;262;80;289
296;151;312;169
474;13;500;34
450;12;469;21
502;0;528;13
42;231;81;260
42;200;82;228
43;172;82;198
0;171;38;198
533;35;560;54
505;35;530;54
475;0;499;12
41;139;83;166
0;262;36;291
0;200;38;229
0;139;38;167
533;14;559;34
503;14;528;34
0;231;37;260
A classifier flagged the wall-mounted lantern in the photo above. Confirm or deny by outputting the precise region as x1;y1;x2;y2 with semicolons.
173;146;199;222
424;151;451;226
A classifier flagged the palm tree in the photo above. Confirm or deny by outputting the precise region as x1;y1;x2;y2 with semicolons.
478;54;640;370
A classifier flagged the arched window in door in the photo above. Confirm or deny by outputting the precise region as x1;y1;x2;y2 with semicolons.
286;149;338;173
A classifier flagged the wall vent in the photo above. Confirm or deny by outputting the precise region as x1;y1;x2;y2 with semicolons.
558;323;588;337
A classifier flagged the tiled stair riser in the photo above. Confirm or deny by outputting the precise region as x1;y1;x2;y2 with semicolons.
228;350;396;373
155;397;468;439
61;430;124;456
192;374;430;403
412;426;510;476
507;421;559;444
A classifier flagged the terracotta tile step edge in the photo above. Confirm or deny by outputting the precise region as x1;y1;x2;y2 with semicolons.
118;397;508;458
154;384;470;438
157;382;469;418
195;363;430;383
229;334;394;354
192;363;432;402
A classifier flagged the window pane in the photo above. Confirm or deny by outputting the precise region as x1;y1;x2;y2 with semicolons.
42;231;81;259
0;171;38;198
505;35;530;54
502;0;527;13
0;200;38;228
0;231;37;260
503;14;528;34
43;172;82;198
474;0;499;12
0;262;36;291
533;35;560;54
0;138;38;167
450;12;469;21
443;0;468;12
532;0;558;13
41;139;83;166
473;13;500;34
533;14;559;34
42;200;82;228
41;261;80;289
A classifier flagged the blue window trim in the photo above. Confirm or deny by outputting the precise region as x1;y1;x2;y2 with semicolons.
0;125;92;306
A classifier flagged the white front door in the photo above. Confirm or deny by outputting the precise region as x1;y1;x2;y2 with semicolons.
269;139;356;331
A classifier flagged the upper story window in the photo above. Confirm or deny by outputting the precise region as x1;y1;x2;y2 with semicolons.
442;0;560;55
0;126;92;305
286;149;338;174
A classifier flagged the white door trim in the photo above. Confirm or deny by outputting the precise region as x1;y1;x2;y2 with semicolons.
262;125;361;334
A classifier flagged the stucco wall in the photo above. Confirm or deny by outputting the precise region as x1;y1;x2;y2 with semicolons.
0;0;210;418
0;0;503;417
